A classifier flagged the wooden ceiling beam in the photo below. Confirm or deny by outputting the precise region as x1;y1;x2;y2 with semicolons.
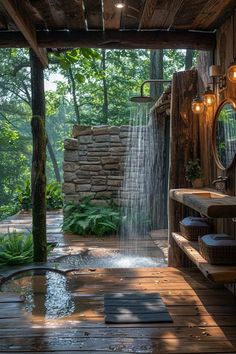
0;0;48;67
0;30;215;50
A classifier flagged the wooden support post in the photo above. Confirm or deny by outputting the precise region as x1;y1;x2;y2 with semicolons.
168;69;199;267
30;49;47;262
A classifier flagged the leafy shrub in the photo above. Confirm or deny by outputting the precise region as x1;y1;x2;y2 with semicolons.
46;181;63;209
0;232;54;267
15;179;31;210
63;197;121;236
0;204;19;221
15;180;63;210
0;232;33;266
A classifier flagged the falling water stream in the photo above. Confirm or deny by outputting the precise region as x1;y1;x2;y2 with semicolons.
119;103;157;257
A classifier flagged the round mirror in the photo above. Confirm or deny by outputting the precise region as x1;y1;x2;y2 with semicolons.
213;99;236;169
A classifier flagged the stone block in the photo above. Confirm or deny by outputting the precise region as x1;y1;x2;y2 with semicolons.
120;125;130;131
63;162;77;172
93;126;110;135
62;183;75;194
95;191;112;198
110;126;120;134
79;135;93;144
76;171;92;178
108;176;123;180
74;178;91;184
64;138;78;150
64;150;78;162
120;131;129;138
107;186;120;191
88;151;109;157
76;184;91;192
110;135;121;143
110;142;123;147
104;164;120;170
80;165;102;171
94;135;110;143
78;151;87;156
88;147;108;152
78;128;92;136
64;172;76;182
110;147;126;154
78;144;88;151
92;142;110;148
101;157;120;164
79;161;101;165
72;124;91;138
91;176;106;185
87;156;101;161
91;185;107;192
108;179;122;187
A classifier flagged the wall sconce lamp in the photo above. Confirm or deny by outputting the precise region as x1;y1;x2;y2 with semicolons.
227;59;236;83
191;96;205;114
203;85;216;107
192;84;216;114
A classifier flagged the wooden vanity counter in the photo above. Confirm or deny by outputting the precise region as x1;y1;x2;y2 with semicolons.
170;188;236;218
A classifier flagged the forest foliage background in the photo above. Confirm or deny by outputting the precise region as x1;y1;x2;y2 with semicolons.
0;48;196;219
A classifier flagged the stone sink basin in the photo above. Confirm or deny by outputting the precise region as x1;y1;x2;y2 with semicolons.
170;189;236;218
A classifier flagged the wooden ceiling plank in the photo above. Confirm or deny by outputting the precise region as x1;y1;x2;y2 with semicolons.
27;0;56;29
192;0;235;29
83;0;103;30
121;0;145;30
103;0;121;30
159;0;185;29
58;0;86;30
0;30;216;50
138;0;159;30
1;0;48;67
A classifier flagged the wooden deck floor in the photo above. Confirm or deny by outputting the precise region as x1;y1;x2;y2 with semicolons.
1;212;236;353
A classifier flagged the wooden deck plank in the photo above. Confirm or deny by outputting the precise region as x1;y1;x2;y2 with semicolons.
0;212;236;353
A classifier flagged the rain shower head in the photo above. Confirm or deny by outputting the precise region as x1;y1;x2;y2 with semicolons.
130;95;154;103
130;79;171;104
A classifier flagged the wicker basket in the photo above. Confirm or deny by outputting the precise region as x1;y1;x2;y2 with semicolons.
199;234;236;265
179;217;211;241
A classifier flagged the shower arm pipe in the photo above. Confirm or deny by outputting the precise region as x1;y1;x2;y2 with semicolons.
140;79;172;97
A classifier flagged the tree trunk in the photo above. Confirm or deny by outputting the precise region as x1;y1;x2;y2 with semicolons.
30;49;47;263
46;136;61;182
185;49;194;70
101;49;109;124
150;49;164;100
68;66;80;123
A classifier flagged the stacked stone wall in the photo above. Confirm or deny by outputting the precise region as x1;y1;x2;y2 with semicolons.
63;125;129;205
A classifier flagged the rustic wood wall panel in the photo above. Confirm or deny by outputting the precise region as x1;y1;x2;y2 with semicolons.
197;10;236;294
168;69;199;267
151;89;171;229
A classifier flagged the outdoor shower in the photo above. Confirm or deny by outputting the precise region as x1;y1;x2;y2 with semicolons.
130;79;171;103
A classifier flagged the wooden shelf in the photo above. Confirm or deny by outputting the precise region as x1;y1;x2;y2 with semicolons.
172;232;236;284
170;188;236;218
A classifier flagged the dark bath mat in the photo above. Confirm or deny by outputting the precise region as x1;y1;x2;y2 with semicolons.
104;293;172;323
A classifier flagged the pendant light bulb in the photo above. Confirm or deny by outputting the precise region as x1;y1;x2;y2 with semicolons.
203;86;216;107
191;96;205;114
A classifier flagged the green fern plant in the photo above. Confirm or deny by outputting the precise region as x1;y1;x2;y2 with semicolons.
0;232;54;267
0;232;33;266
63;198;121;236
